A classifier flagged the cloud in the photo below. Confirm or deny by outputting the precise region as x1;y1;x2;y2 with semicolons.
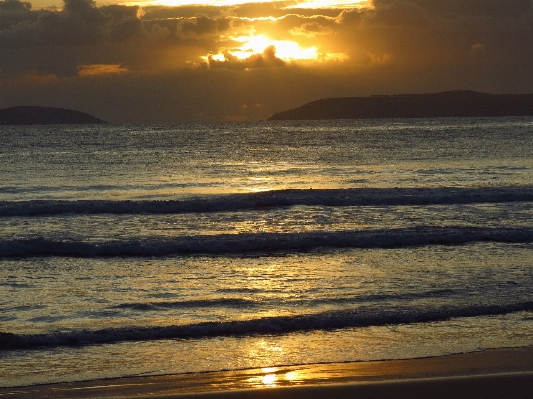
0;0;145;49
372;0;533;19
0;0;31;10
332;0;533;64
177;14;231;37
369;0;429;27
290;21;333;36
0;0;181;77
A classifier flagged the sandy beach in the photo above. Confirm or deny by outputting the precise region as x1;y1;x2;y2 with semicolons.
2;346;532;399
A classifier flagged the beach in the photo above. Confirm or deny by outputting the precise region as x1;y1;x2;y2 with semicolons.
2;346;533;398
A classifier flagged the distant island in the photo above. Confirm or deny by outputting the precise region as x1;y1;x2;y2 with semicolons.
0;106;107;125
268;91;533;121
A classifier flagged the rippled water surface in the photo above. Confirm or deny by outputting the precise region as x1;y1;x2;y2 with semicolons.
1;117;533;387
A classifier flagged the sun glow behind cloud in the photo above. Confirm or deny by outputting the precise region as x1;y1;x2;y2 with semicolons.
231;35;317;60
205;33;348;66
84;0;361;68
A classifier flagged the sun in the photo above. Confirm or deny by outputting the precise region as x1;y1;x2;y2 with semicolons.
234;35;278;57
231;34;318;61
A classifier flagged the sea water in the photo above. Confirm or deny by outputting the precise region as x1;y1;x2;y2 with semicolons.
1;118;533;387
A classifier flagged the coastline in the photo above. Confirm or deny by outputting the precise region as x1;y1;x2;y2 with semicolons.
2;346;533;399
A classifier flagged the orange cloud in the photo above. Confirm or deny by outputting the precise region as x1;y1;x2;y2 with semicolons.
78;64;129;75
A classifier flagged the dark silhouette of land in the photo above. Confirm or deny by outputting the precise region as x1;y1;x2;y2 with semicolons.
0;106;107;125
268;91;533;121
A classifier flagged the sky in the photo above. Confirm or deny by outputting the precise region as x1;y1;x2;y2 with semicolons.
1;0;533;123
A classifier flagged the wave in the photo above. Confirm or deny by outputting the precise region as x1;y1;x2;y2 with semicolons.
3;301;533;351
109;290;458;313
1;227;532;258
1;186;533;216
111;298;258;311
2;227;532;258
305;288;460;306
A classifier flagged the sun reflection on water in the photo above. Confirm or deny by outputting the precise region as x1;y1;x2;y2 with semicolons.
284;371;299;381
261;368;278;386
246;365;332;389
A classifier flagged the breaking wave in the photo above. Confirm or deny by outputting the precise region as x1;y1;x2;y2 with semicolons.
1;186;533;216
3;301;533;350
1;226;532;258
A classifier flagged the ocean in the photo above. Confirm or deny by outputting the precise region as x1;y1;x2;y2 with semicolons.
1;117;533;388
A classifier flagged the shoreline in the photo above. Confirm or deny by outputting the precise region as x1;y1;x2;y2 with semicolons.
2;346;533;398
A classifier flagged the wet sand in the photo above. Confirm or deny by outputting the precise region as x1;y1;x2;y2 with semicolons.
1;346;533;399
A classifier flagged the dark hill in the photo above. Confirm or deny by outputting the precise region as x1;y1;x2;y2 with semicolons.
268;91;533;121
0;106;107;125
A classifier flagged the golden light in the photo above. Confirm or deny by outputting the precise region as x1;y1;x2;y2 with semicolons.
261;368;278;386
222;34;318;61
208;53;227;62
318;52;349;61
233;35;274;57
287;0;371;8
284;371;299;381
131;0;287;6
246;367;279;387
261;374;277;385
128;0;370;7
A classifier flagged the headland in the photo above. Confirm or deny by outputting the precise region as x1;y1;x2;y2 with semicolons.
0;106;107;125
268;91;533;120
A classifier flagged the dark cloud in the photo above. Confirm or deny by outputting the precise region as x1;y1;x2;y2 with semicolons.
100;4;139;22
327;0;533;94
370;1;429;26
0;0;31;11
335;9;363;25
0;0;144;49
373;0;533;19
178;14;231;36
0;2;34;32
290;21;333;36
0;0;174;76
278;13;336;33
